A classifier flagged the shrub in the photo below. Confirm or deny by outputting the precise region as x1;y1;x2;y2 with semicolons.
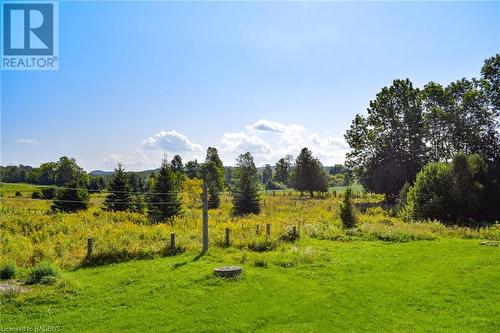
247;239;276;252
340;187;356;228
406;154;488;224
31;190;42;199
15;191;22;197
26;261;60;284
0;262;17;280
254;259;268;267
51;183;89;213
41;187;57;199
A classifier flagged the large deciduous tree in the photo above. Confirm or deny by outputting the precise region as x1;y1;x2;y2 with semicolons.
345;56;500;203
55;156;87;187
345;79;426;201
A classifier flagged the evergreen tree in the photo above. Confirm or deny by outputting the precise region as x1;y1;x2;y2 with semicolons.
273;156;292;185
148;158;182;223
340;187;356;228
185;160;201;179
103;164;132;211
290;148;329;197
51;182;89;212
262;164;273;185
202;147;224;209
232;152;261;216
170;155;184;174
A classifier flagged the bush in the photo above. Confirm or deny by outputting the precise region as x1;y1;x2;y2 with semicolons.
254;259;268;267
31;190;42;199
51;183;89;213
15;191;22;197
406;154;488;224
26;261;60;284
340;187;356;228
41;187;56;199
0;262;17;280
247;239;277;252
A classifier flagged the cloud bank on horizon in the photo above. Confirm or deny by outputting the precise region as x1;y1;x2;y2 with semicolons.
103;119;348;171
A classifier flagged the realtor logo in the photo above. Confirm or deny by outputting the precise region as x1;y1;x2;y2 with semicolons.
1;1;58;70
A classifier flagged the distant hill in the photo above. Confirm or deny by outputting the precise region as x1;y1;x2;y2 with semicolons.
89;169;160;180
88;170;114;176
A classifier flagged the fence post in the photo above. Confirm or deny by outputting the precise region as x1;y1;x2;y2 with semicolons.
256;224;260;234
202;182;208;253
266;223;271;239
87;238;93;260
225;228;230;247
170;232;176;251
292;226;297;239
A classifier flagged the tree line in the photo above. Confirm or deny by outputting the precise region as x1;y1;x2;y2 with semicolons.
4;146;338;222
345;54;500;224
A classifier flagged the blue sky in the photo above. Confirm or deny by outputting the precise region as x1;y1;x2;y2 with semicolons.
1;1;499;171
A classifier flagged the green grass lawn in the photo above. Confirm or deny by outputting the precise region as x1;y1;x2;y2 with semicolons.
2;239;499;332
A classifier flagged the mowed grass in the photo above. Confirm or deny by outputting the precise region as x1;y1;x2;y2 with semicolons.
2;239;499;332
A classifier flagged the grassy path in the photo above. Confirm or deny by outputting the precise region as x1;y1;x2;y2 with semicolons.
1;239;499;332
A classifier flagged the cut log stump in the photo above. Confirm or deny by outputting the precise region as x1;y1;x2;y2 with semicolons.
214;266;242;278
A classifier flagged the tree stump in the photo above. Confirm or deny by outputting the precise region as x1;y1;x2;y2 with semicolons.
214;266;242;278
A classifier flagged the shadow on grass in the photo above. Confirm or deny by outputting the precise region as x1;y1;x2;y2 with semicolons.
79;246;186;268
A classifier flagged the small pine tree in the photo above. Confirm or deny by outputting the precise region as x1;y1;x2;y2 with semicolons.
130;194;146;213
103;164;132;211
340;187;356;228
51;182;89;212
232;152;261;216
148;158;182;223
202;147;224;209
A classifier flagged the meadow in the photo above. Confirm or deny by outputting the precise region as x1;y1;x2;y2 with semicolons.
1;182;499;331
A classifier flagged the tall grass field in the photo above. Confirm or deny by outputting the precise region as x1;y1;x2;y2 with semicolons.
1;182;499;331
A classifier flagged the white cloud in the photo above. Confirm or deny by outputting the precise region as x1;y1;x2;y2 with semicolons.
220;132;272;154
218;120;348;166
246;119;287;133
104;149;152;171
142;130;202;152
14;139;39;145
99;122;349;170
309;133;348;149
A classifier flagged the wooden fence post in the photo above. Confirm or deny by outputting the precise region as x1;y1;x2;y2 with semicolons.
266;224;271;239
202;182;208;253
225;228;230;247
170;232;176;251
292;226;297;239
87;238;93;260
